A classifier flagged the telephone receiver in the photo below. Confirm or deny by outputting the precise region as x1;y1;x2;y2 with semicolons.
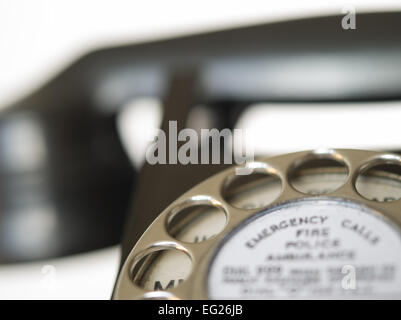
0;12;400;264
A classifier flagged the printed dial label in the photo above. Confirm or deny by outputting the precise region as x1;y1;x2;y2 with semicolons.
208;199;401;299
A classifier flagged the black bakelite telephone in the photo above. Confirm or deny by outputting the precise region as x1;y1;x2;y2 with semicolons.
0;11;400;269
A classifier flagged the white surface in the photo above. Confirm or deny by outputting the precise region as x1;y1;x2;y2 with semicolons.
117;97;162;169
118;101;401;169
235;102;401;155
0;246;120;300
0;0;401;300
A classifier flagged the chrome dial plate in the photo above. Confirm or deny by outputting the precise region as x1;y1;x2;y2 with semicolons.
114;149;401;300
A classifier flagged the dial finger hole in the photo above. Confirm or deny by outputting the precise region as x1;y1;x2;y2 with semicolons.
288;155;348;195
166;203;227;243
222;166;282;209
131;248;192;291
356;161;401;202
